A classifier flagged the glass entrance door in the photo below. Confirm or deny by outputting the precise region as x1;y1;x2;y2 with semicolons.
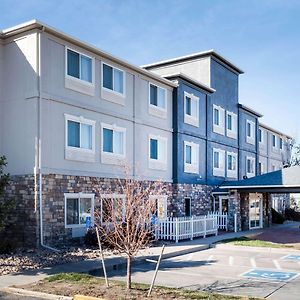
249;194;262;229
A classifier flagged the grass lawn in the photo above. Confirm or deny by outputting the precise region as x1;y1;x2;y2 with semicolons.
18;272;262;300
216;236;294;248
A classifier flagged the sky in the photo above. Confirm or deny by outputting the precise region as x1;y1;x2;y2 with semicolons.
1;0;299;140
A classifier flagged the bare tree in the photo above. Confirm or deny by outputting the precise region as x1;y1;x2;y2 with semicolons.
93;176;165;289
289;140;300;166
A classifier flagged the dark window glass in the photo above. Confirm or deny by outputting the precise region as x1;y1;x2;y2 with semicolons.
227;114;232;130
103;64;113;90
67;50;80;79
68;121;80;148
186;97;192;116
150;138;158;159
185;145;192;164
67;198;79;225
103;128;113;153
150;84;158;106
185;198;191;217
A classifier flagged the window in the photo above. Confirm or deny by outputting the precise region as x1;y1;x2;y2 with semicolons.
279;138;283;150
213;105;225;135
184;92;199;127
149;195;168;219
246;157;255;178
258;162;265;175
148;135;167;170
101;123;126;164
67;49;93;83
184;141;199;174
246;120;255;145
102;63;125;95
213;148;225;177
227;152;237;178
65;114;95;162
226;111;237;139
100;194;126;224
149;83;167;118
272;134;277;148
64;193;94;228
258;128;264;144
185;198;191;217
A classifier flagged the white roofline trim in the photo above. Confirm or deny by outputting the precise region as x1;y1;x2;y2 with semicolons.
220;184;300;189
259;122;293;139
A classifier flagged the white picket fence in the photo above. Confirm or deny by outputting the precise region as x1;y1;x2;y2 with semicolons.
207;211;228;231
155;215;218;243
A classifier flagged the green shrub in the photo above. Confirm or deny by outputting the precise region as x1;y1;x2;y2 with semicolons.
285;208;300;221
272;208;285;224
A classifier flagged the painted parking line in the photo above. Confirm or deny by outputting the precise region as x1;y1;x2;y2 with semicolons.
241;269;299;282
282;254;300;261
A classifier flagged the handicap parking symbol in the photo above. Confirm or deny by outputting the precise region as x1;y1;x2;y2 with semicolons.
242;269;298;282
282;254;300;261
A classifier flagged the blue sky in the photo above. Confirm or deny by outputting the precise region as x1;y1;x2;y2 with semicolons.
1;0;299;140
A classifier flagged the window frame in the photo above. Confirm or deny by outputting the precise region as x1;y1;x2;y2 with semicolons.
246;120;255;145
246;156;256;178
65;47;95;86
183;91;199;127
213;105;225;135
184;141;199;174
64;114;96;162
258;128;265;145
101;61;126;97
213;148;225;177
100;194;126;224
64;193;94;229
101;123;126;164
226;111;237;139
258;161;265;175
148;134;167;170
227;151;238;178
148;83;167;118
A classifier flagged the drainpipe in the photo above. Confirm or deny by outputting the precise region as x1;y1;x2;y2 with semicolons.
37;27;59;252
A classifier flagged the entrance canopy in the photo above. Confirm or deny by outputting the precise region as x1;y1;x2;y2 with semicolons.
219;166;300;193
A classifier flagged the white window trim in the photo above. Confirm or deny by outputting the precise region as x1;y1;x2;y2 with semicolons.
184;91;199;127
100;194;126;224
246;120;255;145
213;148;225;177
148;134;167;171
226;111;237;139
213;105;225;135
148;82;167;119
64;114;96;162
227;151;238;178
184;141;199;174
101;61;126;98
246;156;256;178
101;122;126;165
65;47;95;96
64;192;95;229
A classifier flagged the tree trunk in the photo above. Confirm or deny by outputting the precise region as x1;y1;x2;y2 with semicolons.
127;255;132;289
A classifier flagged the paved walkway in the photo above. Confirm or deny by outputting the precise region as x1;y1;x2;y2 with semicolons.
0;229;259;289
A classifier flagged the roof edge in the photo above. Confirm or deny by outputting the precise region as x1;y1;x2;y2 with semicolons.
1;20;177;88
238;103;263;117
259;122;293;139
162;72;215;94
141;49;244;75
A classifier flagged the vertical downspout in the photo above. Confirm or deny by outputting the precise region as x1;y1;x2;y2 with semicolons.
132;76;136;178
37;28;59;252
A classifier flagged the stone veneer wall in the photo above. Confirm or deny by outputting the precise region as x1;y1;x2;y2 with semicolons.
171;184;213;217
227;190;242;232
0;175;38;249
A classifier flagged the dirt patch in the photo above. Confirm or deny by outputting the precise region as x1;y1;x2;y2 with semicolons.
18;274;260;300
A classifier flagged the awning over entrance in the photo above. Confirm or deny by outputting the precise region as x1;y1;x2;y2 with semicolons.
219;166;300;193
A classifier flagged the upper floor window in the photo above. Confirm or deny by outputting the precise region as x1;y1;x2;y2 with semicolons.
148;83;167;118
246;156;255;178
246;120;255;145
149;135;167;170
279;138;283;150
67;49;93;83
213;148;225;177
102;63;125;95
272;134;277;148
213;105;225;135
258;128;264;144
258;162;265;175
65;193;94;229
184;141;199;174
227;152;237;178
226;111;237;139
101;123;126;164
65;114;95;162
184;92;199;127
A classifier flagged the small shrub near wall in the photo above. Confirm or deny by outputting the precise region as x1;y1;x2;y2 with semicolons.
285;208;300;221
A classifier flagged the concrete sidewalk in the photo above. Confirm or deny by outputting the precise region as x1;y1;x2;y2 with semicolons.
0;229;262;289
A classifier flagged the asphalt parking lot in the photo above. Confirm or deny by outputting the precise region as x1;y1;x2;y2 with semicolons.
109;245;300;299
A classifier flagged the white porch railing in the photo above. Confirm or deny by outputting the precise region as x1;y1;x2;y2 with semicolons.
207;211;228;231
155;215;218;243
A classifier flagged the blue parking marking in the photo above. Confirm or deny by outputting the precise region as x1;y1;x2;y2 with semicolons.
242;269;298;282
282;254;300;261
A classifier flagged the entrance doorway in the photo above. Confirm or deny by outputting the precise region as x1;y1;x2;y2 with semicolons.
249;193;263;229
184;197;191;217
213;195;228;214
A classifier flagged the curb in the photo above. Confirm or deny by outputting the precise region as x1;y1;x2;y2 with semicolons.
1;287;72;300
74;295;105;300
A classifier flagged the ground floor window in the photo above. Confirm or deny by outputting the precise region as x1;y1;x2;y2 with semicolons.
64;193;94;228
100;194;126;224
149;195;168;219
184;197;191;217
